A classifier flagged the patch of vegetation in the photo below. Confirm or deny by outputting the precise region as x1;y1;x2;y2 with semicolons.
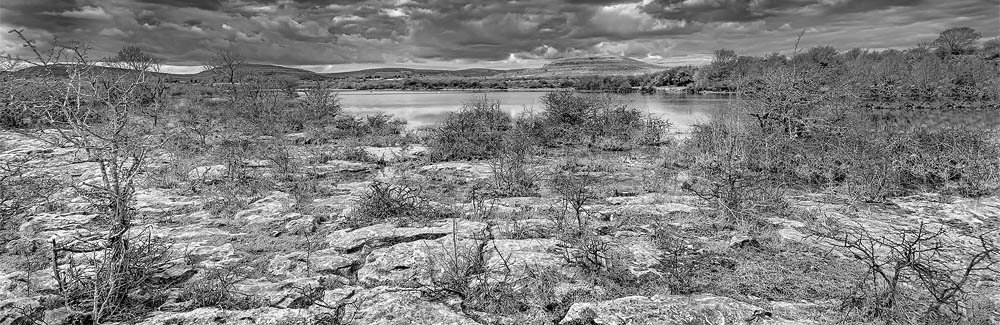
350;178;451;228
178;264;263;310
428;97;513;161
683;30;1000;207
487;130;538;197
810;219;998;324
532;91;671;149
550;157;599;229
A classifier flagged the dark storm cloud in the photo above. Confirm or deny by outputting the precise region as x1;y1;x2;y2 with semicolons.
642;0;770;22
134;0;227;10
640;0;929;23
1;0;996;69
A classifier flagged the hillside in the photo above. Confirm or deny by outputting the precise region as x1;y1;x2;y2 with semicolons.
323;67;513;80
507;55;667;78
3;64;182;80
5;57;662;84
193;64;321;81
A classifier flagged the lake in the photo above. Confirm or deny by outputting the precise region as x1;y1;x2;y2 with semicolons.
336;90;736;132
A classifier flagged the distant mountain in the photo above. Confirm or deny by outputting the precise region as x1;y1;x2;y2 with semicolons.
193;64;321;80
6;57;662;83
323;67;513;79
507;55;667;78
4;64;179;79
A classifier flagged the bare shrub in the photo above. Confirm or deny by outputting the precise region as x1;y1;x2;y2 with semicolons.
361;113;408;138
200;138;276;216
810;219;998;323
290;81;341;131
4;31;179;322
652;229;704;295
690;40;1000;202
230;75;290;135
53;230;175;322
682;110;788;227
178;264;261;310
260;137;299;181
1;159;58;297
0;158;57;243
428;97;512;161
550;157;599;229
428;223;525;317
337;146;379;163
488;130;537;197
312;113;411;146
211;139;256;182
561;234;614;272
532;91;671;149
560;232;645;299
350;179;440;228
588;102;672;151
174;98;218;147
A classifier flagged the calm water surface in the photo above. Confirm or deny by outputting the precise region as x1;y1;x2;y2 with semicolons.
336;90;736;132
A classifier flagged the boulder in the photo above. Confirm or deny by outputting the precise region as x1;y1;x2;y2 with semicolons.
235;277;324;309
234;191;296;228
487;238;571;280
728;235;760;249
284;215;318;235
18;213;101;246
133;188;201;214
267;251;358;278
419;162;492;179
494;218;557;239
303;160;373;176
347;286;481;325
355;236;476;286
181;242;239;268
560;294;766;325
134;307;311;325
362;145;428;162
327;219;488;252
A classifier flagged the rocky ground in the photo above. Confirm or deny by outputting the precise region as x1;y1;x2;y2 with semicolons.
1;130;997;324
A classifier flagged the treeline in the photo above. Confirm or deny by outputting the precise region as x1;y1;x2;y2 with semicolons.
693;27;1000;94
681;25;999;213
322;66;697;92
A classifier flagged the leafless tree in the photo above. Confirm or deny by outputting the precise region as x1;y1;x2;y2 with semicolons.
204;47;246;84
713;48;738;65
933;27;982;55
290;81;341;131
106;46;167;125
107;46;159;72
550;160;597;229
4;29;173;323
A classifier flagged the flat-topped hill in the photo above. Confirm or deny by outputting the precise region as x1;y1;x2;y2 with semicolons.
508;55;667;78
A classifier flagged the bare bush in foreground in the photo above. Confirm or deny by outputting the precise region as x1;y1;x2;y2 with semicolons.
810;219;998;323
5;30;175;322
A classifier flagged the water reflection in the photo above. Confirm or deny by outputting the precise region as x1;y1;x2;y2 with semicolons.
336;90;735;131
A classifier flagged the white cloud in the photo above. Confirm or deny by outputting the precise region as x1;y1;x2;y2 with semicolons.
161;23;206;34
99;28;128;37
591;1;687;34
47;6;111;20
333;15;364;23
382;8;407;18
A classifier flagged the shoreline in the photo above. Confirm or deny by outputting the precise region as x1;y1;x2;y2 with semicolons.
325;87;739;95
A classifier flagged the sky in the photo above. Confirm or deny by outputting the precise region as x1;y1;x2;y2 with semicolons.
1;0;998;73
